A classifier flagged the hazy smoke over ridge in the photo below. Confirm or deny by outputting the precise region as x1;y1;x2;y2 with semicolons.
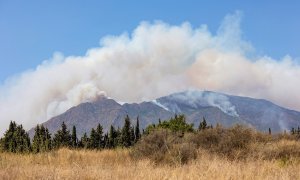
1;12;300;134
157;90;239;117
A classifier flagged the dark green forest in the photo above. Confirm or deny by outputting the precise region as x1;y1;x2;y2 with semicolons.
1;114;300;154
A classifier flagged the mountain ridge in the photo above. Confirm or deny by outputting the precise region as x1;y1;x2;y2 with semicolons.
28;90;300;138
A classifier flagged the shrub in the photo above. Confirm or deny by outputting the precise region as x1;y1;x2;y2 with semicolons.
131;129;197;165
166;142;197;165
186;126;222;150
186;125;262;159
217;125;254;157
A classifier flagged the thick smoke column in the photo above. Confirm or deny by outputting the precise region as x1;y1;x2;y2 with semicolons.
0;12;300;134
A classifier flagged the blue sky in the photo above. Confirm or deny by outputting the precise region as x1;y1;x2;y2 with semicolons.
0;0;300;83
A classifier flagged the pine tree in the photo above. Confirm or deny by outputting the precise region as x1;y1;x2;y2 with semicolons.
135;117;141;142
7;121;17;152
31;124;51;153
53;122;71;148
32;125;41;153
116;127;122;147
23;132;32;153
80;132;89;149
15;124;31;153
89;128;97;149
71;126;77;148
121;115;132;147
108;125;117;148
103;133;109;148
44;128;52;151
39;125;47;152
0;121;31;153
96;124;103;148
14;125;22;153
198;117;207;131
130;126;135;144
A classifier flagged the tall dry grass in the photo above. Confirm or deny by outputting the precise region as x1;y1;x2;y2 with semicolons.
1;126;300;179
0;142;300;180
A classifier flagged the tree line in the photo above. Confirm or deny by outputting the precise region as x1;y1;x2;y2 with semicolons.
1;113;299;153
0;114;199;153
0;115;141;153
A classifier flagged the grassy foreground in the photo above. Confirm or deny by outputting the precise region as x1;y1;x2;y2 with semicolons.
0;142;300;180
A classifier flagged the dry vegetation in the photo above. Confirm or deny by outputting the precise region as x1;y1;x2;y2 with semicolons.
1;126;300;180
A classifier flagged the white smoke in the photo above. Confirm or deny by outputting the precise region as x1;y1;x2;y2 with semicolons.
205;92;239;117
0;11;300;134
157;90;239;117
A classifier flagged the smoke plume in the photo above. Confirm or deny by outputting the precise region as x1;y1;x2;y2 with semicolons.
1;12;300;134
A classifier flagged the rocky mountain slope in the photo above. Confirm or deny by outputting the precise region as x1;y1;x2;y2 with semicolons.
29;90;300;137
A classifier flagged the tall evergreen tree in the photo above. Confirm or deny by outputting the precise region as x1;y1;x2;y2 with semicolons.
32;125;51;153
108;125;117;148
40;125;52;152
44;128;52;151
0;121;31;153
53;122;71;148
116;127;122;146
71;125;77;148
39;125;47;152
89;128;97;149
121;115;132;147
15;124;31;153
23;132;32;153
96;124;104;148
130;126;135;144
80;132;89;149
32;125;41;153
103;133;109;148
135;117;141;142
7;121;17;152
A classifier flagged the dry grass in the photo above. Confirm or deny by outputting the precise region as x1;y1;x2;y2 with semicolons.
1;142;300;180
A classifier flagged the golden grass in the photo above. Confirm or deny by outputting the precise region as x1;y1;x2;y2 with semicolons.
1;140;300;180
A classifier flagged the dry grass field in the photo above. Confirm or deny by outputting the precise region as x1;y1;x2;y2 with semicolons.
1;139;300;180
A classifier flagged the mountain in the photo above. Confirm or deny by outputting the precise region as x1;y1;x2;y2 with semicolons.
28;96;174;138
155;90;300;131
28;90;300;137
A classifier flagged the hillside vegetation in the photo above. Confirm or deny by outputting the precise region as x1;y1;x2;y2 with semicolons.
1;115;300;179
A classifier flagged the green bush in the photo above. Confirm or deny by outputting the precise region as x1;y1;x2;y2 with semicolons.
145;115;194;134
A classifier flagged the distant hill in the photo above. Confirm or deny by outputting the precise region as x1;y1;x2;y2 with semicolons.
29;90;300;137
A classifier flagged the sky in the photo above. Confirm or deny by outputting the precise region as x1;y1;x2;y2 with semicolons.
1;1;300;133
1;0;300;83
